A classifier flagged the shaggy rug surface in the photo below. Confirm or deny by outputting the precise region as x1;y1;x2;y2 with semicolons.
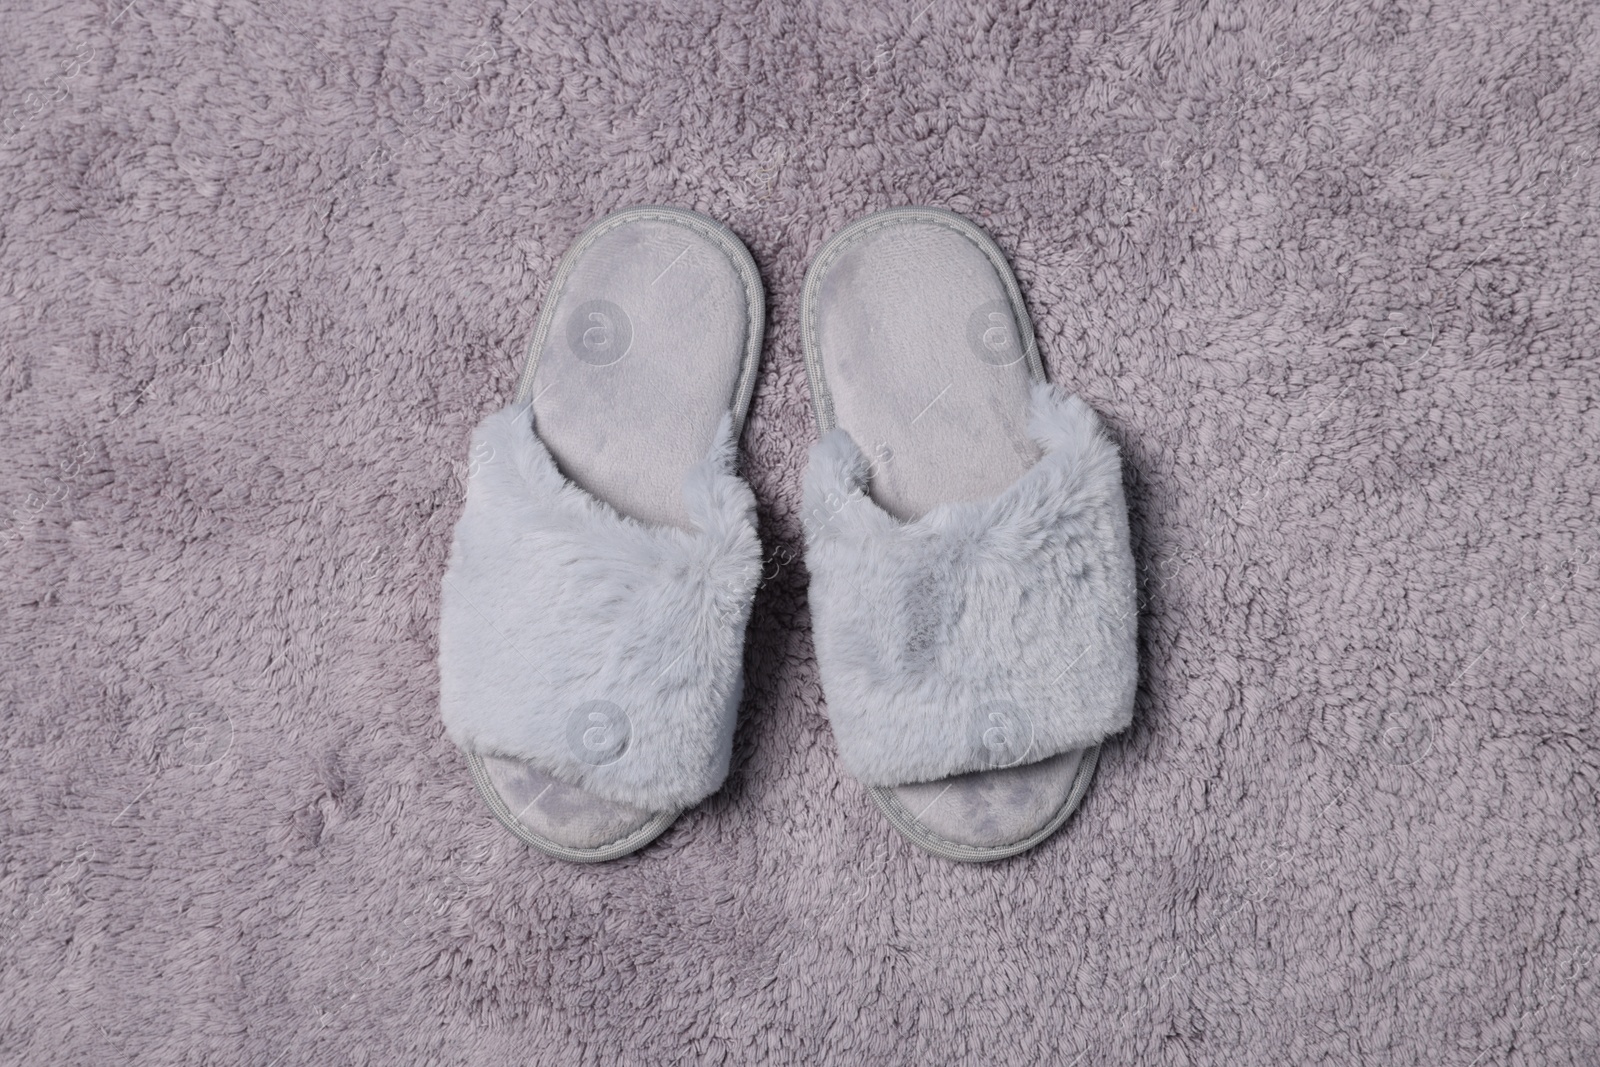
2;0;1596;1063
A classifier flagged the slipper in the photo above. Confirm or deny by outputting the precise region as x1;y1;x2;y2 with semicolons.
439;206;765;862
799;207;1138;862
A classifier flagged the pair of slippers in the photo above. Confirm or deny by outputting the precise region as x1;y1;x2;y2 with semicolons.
438;206;1139;863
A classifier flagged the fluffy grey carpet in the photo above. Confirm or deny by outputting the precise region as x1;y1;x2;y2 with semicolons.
3;0;1597;1063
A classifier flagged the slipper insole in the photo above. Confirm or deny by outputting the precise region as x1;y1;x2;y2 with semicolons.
522;214;752;528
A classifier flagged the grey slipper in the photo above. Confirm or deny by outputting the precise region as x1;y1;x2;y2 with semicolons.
799;207;1139;862
439;206;765;862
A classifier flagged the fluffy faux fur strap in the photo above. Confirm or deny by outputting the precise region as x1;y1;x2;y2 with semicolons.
439;405;760;811
803;382;1139;788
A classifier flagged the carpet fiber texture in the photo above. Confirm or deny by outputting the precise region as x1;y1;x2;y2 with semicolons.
2;1;1597;1063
